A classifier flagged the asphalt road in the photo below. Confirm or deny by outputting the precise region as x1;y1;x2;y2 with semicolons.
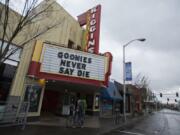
105;109;180;135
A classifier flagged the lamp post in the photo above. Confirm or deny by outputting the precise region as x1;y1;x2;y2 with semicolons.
123;38;146;122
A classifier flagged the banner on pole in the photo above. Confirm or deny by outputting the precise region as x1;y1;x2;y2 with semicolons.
125;62;132;81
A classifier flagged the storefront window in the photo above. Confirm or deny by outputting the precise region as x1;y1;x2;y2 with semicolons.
0;82;11;104
0;40;21;103
0;63;17;103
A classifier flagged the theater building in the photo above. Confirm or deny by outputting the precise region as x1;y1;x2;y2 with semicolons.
0;0;112;120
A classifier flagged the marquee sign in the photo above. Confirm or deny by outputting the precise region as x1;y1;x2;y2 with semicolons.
28;41;112;86
78;5;101;54
40;43;108;81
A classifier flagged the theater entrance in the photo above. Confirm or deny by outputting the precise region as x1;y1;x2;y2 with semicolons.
41;89;76;116
40;80;101;125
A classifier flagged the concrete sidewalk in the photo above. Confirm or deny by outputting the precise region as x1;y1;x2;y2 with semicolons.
0;115;147;135
99;115;146;134
29;115;101;128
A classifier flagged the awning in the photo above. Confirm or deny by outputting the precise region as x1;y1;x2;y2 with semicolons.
100;81;123;101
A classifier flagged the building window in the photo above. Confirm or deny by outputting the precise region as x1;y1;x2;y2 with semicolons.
68;40;74;49
0;40;20;102
0;40;22;66
77;45;82;50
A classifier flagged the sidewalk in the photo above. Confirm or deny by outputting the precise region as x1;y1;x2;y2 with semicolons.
29;115;101;128
0;115;147;135
99;115;146;134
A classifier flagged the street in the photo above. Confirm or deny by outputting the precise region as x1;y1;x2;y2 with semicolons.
1;109;180;135
105;109;180;135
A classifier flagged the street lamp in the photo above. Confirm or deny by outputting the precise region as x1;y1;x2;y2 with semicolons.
123;38;146;122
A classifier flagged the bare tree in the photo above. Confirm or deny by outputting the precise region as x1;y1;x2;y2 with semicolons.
0;0;64;66
134;73;152;112
134;73;150;89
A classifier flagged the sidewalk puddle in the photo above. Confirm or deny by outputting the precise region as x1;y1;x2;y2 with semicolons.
114;130;145;135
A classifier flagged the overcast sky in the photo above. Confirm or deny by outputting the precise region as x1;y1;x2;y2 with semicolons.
56;0;180;103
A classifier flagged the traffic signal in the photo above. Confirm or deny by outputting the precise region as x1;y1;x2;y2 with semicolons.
176;92;179;97
160;93;163;97
175;99;177;102
167;98;169;101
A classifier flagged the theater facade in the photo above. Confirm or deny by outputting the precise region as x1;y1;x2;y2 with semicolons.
1;0;112;119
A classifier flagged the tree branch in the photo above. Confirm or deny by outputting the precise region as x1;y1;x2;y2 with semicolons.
1;19;64;63
0;0;63;65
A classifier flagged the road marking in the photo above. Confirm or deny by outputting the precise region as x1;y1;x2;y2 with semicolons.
115;130;145;135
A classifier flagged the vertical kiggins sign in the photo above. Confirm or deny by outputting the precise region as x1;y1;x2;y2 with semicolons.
78;5;101;54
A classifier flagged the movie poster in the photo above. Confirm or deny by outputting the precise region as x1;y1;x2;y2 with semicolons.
24;85;42;112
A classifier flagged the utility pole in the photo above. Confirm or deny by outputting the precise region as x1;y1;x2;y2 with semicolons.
122;38;146;122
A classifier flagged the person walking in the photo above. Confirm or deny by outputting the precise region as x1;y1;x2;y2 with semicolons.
72;99;80;128
77;100;84;127
81;99;87;126
114;103;120;124
69;102;75;127
72;99;87;128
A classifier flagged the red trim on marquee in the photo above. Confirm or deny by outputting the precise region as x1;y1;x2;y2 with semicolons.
38;72;103;87
28;61;41;77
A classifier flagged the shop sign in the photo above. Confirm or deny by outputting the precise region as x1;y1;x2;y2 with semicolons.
78;5;101;54
40;43;107;81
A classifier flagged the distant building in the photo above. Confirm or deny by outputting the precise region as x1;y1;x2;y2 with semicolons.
126;84;142;114
100;80;122;117
114;81;132;114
